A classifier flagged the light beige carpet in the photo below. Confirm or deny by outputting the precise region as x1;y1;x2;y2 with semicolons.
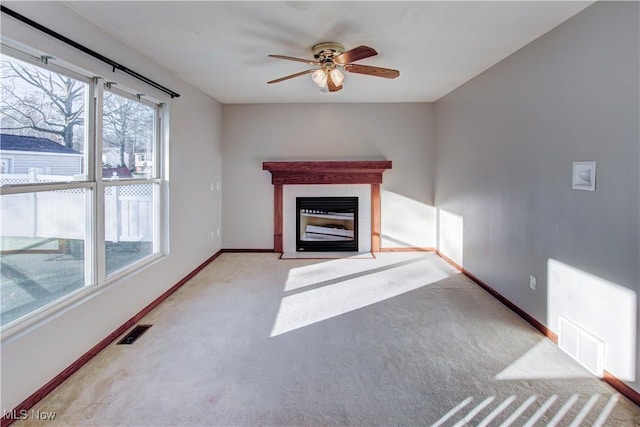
13;252;640;426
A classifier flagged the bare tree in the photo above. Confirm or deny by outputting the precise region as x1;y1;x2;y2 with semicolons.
1;57;153;169
103;91;153;169
0;59;85;149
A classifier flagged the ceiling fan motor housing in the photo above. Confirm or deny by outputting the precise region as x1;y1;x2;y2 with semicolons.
312;42;345;60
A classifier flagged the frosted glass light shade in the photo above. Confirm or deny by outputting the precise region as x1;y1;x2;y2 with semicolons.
330;68;344;85
311;69;328;87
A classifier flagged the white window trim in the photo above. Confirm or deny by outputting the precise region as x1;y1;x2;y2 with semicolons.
0;47;168;337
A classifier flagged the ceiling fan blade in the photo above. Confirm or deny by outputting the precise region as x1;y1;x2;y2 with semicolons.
268;55;320;65
327;72;343;93
344;64;399;79
333;45;377;65
267;69;317;84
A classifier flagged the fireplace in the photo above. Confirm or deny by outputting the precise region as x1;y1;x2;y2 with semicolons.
296;197;358;252
262;161;392;253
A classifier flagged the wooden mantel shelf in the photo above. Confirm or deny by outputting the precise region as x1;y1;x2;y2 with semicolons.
263;160;392;185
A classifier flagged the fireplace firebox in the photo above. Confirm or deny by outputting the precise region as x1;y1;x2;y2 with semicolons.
296;197;358;252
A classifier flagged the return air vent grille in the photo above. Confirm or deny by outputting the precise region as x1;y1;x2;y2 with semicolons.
117;325;152;345
558;316;604;377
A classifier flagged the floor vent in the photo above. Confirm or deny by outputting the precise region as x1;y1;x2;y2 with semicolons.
558;316;604;376
117;325;152;345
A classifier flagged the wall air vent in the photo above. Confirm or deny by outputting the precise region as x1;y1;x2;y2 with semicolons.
558;316;604;377
117;325;152;345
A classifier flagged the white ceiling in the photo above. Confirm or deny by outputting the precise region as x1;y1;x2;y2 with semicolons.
63;1;594;104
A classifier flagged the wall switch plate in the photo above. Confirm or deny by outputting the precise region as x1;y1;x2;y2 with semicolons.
529;275;537;290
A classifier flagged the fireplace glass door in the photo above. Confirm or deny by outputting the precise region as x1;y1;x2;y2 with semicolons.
296;197;358;252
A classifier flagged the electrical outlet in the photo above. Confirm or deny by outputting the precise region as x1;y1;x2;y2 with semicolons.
210;182;214;192
529;274;537;290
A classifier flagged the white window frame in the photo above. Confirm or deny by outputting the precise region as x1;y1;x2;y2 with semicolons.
99;84;163;282
0;46;167;336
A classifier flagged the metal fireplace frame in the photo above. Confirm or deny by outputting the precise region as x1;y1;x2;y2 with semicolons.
296;196;358;252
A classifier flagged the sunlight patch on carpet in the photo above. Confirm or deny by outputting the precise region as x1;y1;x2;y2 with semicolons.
433;394;619;427
270;256;449;336
495;340;593;380
283;253;454;292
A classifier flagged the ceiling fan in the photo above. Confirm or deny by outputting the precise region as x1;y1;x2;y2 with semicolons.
267;42;400;92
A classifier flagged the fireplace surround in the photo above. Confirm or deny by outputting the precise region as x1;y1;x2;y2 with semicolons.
263;161;392;253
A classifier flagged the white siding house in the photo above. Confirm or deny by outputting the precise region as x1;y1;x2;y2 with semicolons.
0;134;83;180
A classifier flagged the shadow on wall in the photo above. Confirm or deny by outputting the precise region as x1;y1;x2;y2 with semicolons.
380;190;435;249
547;258;637;382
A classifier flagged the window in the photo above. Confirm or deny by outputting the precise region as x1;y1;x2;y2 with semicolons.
102;90;155;180
102;89;159;276
0;51;164;328
0;56;87;183
1;188;91;325
1;157;13;173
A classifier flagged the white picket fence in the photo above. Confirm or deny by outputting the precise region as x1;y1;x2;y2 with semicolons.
1;174;152;243
105;185;153;242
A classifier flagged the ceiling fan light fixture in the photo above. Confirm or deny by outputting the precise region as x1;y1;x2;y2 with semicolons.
268;42;398;91
311;69;328;87
330;68;344;86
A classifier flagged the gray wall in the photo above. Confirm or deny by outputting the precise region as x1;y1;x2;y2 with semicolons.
435;2;639;389
222;103;436;250
1;1;223;411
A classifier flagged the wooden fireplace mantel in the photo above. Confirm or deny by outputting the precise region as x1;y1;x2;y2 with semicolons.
262;160;392;185
263;161;392;253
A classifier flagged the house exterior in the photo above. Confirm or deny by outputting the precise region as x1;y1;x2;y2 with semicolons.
133;152;153;177
0;133;83;177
